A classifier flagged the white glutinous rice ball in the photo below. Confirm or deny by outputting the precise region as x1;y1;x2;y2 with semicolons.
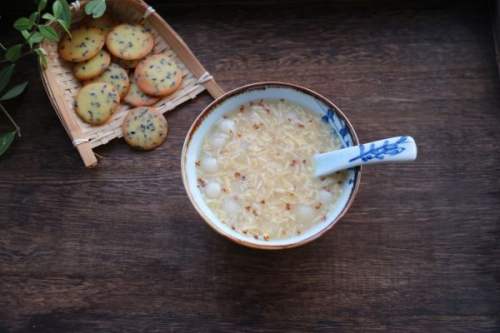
210;132;228;149
318;190;333;204
205;182;221;198
222;198;240;216
295;204;315;223
286;111;300;122
201;157;218;173
218;119;236;134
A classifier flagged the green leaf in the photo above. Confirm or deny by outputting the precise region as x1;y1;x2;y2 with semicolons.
0;131;16;157
35;48;48;69
0;82;29;101
14;17;33;31
53;1;63;18
39;26;59;42
57;18;71;37
21;30;31;40
56;0;72;28
4;44;23;62
37;0;48;12
0;64;15;94
85;0;106;18
30;12;40;24
42;13;56;22
26;32;44;48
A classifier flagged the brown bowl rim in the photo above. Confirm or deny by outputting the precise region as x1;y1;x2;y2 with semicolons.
181;81;362;250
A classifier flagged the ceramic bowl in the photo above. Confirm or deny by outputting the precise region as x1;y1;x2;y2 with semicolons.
181;82;361;249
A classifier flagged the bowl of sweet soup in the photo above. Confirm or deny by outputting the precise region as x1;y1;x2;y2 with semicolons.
181;82;364;249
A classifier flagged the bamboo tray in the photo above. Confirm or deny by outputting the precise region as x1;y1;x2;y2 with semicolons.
40;0;224;167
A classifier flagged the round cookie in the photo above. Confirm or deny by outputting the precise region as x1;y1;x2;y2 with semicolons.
90;63;130;99
124;76;160;107
106;24;154;60
86;14;115;35
59;27;106;62
75;82;119;125
134;53;182;96
122;107;168;150
73;49;111;80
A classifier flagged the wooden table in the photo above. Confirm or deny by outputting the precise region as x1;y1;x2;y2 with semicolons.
1;1;499;332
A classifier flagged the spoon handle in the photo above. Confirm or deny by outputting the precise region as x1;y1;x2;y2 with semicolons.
313;136;417;177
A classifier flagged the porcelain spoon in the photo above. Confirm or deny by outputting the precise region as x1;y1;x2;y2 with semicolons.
313;136;417;177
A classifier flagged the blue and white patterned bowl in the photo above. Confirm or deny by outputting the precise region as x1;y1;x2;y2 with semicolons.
181;82;361;249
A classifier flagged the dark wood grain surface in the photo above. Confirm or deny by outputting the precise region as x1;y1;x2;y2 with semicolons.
1;1;500;332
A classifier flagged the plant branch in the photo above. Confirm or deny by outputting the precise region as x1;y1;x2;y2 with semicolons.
0;42;6;51
0;50;35;64
0;103;21;137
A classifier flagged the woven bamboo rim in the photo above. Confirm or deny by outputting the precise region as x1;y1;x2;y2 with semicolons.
40;0;224;167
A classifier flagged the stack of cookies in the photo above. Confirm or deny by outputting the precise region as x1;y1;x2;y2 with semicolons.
58;15;181;150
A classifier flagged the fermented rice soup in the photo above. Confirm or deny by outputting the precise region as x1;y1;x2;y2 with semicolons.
196;99;347;240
